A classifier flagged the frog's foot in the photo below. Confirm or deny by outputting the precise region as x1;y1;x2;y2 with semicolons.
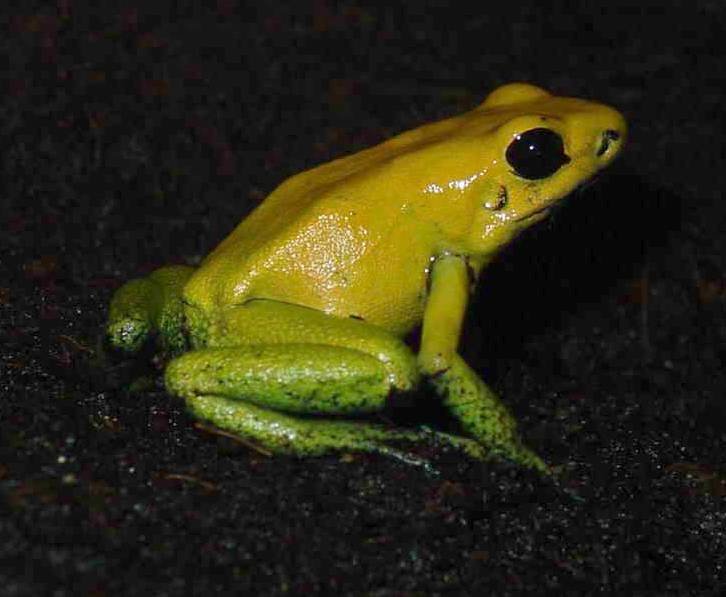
107;265;194;354
186;394;491;470
429;355;549;474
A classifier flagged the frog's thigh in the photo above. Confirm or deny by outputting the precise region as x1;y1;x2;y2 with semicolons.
167;344;397;415
166;300;419;415
219;299;419;392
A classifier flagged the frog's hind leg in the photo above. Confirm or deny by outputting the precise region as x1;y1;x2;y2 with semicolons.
107;265;194;354
186;393;488;466
166;344;489;464
164;297;492;464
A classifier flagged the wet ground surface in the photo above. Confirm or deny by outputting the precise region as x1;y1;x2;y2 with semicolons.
2;2;726;595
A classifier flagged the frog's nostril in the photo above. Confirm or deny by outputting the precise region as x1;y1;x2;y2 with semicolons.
596;129;621;157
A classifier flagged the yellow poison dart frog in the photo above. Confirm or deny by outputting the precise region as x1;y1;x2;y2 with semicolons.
107;83;626;472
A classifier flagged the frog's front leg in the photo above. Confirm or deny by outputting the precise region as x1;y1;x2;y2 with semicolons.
419;255;548;473
165;301;488;461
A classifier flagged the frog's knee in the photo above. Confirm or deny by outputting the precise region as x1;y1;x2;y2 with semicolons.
380;344;419;393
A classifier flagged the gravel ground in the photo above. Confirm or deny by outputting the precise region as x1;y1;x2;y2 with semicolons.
2;2;726;595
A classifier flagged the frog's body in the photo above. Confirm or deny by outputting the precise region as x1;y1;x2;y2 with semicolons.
108;83;626;471
185;155;435;335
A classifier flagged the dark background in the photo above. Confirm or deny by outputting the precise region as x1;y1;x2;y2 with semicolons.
3;1;726;594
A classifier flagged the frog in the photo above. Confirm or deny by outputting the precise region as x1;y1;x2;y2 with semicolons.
107;83;626;472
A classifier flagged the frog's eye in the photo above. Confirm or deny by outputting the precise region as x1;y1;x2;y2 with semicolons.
505;128;570;180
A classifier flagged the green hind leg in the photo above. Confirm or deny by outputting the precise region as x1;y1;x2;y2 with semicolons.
164;303;490;464
187;394;489;465
106;265;194;354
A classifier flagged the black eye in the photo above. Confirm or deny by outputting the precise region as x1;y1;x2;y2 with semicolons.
505;128;570;180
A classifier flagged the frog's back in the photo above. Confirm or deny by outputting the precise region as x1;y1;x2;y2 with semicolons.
183;114;467;317
216;113;465;252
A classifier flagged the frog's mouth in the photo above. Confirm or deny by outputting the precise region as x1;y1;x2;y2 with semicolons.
515;205;551;224
514;171;601;224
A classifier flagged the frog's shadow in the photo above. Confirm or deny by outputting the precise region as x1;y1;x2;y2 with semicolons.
465;164;680;373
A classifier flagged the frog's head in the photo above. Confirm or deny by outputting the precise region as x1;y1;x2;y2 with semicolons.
415;83;627;258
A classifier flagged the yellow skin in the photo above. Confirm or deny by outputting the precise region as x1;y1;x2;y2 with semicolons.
107;83;626;472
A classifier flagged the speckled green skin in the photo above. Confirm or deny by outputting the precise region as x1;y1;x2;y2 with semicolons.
107;265;194;355
429;356;545;470
107;266;546;471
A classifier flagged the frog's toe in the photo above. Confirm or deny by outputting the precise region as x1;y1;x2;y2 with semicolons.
107;317;151;353
363;428;488;468
427;430;550;474
495;442;550;474
364;443;441;476
515;447;551;475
